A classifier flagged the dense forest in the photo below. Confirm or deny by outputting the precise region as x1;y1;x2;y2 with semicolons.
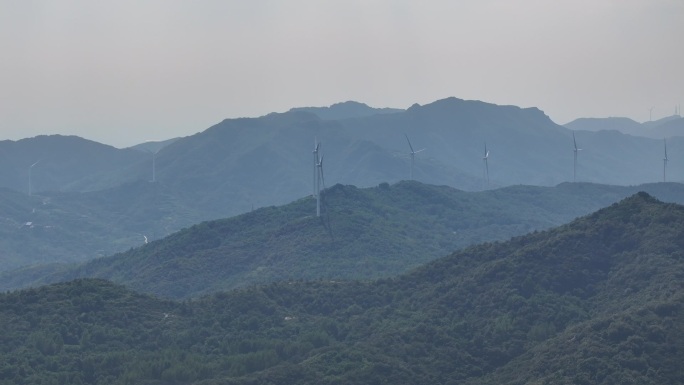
6;181;684;298
1;192;683;384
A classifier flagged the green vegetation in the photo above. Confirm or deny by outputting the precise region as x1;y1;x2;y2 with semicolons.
1;193;683;384
8;181;684;299
0;181;206;272
7;181;684;297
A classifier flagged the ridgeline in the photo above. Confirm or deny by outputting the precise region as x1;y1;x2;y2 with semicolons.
7;181;684;299
1;193;683;384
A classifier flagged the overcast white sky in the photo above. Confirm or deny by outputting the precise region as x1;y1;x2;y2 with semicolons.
1;0;682;148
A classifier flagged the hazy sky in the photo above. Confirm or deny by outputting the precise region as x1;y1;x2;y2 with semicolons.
1;0;682;148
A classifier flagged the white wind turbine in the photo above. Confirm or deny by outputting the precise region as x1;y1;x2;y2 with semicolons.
404;134;425;180
573;132;582;182
663;138;669;182
316;153;326;217
483;142;490;188
29;160;40;196
313;138;320;197
146;149;160;183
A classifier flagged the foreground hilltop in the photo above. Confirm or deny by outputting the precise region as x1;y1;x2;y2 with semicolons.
8;181;684;299
1;192;683;384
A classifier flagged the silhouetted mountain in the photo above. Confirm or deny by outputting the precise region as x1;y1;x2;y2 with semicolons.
127;137;180;153
648;116;684;138
0;135;146;193
566;114;684;139
4;98;684;221
289;100;403;120
565;117;643;136
1;192;683;384
93;98;684;218
7;181;684;298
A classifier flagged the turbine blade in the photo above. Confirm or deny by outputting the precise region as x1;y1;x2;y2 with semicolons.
573;132;578;150
415;148;425;154
405;134;415;153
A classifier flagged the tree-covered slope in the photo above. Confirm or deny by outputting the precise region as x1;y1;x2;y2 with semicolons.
1;192;683;384
8;181;684;300
0;181;206;272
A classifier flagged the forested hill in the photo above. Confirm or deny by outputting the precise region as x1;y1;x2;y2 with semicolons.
1;192;683;384
9;181;684;298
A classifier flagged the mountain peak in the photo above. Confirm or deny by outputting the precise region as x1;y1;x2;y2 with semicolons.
591;191;664;219
289;101;402;120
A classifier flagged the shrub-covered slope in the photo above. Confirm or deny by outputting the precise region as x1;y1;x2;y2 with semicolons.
1;192;683;384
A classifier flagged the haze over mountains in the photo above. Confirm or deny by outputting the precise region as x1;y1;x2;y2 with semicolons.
3;97;684;384
2;97;683;220
2;193;683;384
5;181;684;299
3;96;684;278
565;113;683;139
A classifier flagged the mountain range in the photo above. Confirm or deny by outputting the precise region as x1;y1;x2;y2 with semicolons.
2;97;683;222
1;192;682;384
5;180;684;299
565;114;684;139
3;96;684;282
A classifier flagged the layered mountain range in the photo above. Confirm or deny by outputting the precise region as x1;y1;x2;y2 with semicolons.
1;192;682;384
3;98;683;220
4;180;684;299
3;96;684;282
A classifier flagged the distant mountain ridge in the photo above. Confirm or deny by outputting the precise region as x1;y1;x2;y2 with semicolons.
565;114;684;139
1;192;683;384
2;97;684;228
127;137;181;153
0;134;146;193
288;100;403;120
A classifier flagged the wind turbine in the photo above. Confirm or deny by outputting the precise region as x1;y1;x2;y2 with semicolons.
316;154;326;217
147;149;159;183
649;106;655;121
482;142;490;188
404;134;425;180
28;160;40;196
313;138;320;198
573;132;582;182
663;138;669;182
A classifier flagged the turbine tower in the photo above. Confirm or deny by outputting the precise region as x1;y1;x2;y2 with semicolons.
663;138;669;182
482;142;490;188
28;160;40;196
573;132;582;182
149;150;159;183
316;154;326;217
404;134;425;180
313;138;320;197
